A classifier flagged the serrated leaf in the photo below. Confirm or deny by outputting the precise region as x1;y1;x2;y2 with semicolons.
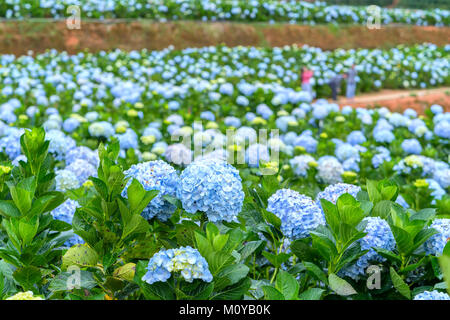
390;267;411;299
328;273;357;296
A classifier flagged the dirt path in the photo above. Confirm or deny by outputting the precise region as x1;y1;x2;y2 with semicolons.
336;87;450;114
0;21;449;56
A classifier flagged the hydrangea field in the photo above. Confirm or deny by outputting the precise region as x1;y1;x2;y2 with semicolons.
2;0;450;26
0;39;449;301
0;0;450;303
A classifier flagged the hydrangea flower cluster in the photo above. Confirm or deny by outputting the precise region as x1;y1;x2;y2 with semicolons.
142;246;213;284
50;199;84;247
289;155;316;177
424;219;450;256
267;189;325;240
123;160;180;221
65;159;97;184
340;217;395;280
66;146;99;167
401;138;422;155
164;143;192;166
55;169;81;191
177;159;244;223
6;291;43;300
316;183;361;206
414;290;450;300
46;129;76;161
316;156;343;185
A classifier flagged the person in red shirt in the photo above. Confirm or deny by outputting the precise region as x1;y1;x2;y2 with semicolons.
301;67;314;100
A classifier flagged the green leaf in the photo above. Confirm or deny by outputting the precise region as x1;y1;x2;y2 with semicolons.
162;194;182;209
367;180;382;203
18;216;39;245
7;177;36;215
390;225;413;255
390;267;411;299
13;266;41;290
121;213;149;241
413;228;439;252
438;243;450;295
328;273;357;296
0;200;21;218
411;208;436;221
262;251;290;268
275;270;299;300
127;179;159;216
372;200;392;219
374;248;402;264
62;244;99;270
381;186;397;201
213;278;251;300
48;270;97;292
215;264;249;290
262;286;285;300
262;209;281;228
304;262;328;285
298;288;325;300
90;177;108;200
239;240;264;262
320;199;340;236
290;240;318;262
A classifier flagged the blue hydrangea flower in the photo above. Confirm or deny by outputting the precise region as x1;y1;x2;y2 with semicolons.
245;144;270;167
88;121;115;138
372;146;391;168
50;199;84;247
66;146;99;167
177;159;244;223
430;105;444;115
316;156;343;184
426;179;446;202
142;246;212;284
316;183;361;206
414;290;450;300
343;158;360;172
335;143;359;162
340;217;395;280
63;118;80;133
373;129;395;143
224;116;241;128
294;134;318;154
46;129;76;161
424;219;450;256
200;111;215;121
164;143;192;166
256;104;273;119
401;139;422;155
289;155;316;177
267;189;325;239
55;169;81;191
0;128;23;160
347;131;366;145
434;120;449;139
434;169;450;189
65;159;97;184
143;126;162;141
115;129;138;150
122;161;180;221
235;126;257;145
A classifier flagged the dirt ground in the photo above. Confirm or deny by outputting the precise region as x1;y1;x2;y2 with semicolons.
337;87;450;114
0;20;449;55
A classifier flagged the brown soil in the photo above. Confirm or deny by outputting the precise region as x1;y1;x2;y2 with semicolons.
0;20;449;56
337;87;450;114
